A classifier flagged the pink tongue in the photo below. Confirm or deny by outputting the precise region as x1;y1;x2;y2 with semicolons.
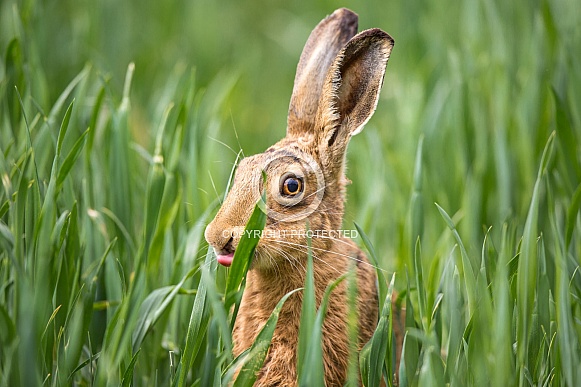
217;253;234;267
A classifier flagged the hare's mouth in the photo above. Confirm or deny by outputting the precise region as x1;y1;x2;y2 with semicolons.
215;236;236;267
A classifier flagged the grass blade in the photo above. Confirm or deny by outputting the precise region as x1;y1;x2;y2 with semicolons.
435;203;477;314
132;267;197;352
56;128;88;191
354;223;387;312
299;273;347;387
224;195;267;309
175;247;216;387
360;273;395;387
516;132;555;380
232;288;301;387
297;235;315;379
120;349;140;387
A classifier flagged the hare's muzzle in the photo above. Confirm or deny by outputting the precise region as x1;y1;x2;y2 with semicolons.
204;220;237;267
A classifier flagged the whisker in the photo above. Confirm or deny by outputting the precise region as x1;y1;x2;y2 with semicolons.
270;243;304;273
207;171;222;205
267;242;309;273
228;110;245;158
208;135;240;157
272;238;388;273
263;244;284;276
270;239;344;275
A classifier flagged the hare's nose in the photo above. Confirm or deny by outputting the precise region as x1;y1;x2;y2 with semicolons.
220;236;235;255
204;223;236;254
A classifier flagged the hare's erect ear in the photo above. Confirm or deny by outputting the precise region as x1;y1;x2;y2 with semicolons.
316;29;394;175
287;8;358;138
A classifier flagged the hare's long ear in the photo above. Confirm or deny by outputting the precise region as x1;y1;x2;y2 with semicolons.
287;8;358;138
316;29;394;178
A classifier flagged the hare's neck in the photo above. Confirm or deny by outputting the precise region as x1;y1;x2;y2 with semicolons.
244;265;306;314
244;243;352;316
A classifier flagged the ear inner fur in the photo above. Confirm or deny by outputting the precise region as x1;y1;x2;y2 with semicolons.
287;8;358;138
315;28;394;182
336;29;394;135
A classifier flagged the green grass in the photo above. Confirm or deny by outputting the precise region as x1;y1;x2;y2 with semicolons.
1;0;580;385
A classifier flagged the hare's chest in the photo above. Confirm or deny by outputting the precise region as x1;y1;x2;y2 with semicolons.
233;280;303;356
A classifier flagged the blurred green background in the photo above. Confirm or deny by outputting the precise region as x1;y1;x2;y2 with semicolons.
1;0;581;385
3;0;578;262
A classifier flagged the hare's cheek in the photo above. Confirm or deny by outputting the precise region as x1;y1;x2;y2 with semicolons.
251;242;278;270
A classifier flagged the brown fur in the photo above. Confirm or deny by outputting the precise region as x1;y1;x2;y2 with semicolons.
204;8;396;386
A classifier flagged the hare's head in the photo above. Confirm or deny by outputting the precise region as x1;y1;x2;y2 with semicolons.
205;8;393;271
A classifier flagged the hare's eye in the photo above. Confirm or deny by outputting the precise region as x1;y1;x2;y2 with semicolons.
281;176;303;196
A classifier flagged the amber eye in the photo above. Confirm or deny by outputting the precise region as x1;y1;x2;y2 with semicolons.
281;176;303;196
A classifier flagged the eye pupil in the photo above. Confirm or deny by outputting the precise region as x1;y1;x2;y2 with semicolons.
282;176;302;196
287;179;299;193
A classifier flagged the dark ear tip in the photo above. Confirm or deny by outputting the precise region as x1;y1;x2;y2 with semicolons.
353;28;395;48
333;7;358;20
326;8;358;29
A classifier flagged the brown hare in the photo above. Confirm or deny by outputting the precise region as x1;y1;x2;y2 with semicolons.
205;8;395;386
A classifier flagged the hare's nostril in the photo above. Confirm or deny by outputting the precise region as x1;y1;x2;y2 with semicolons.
222;236;234;254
